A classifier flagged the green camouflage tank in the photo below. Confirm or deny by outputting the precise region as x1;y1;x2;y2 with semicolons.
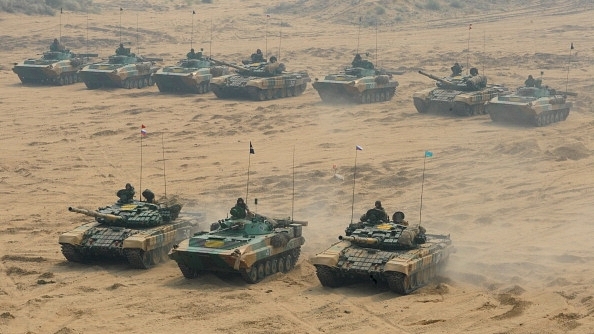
153;58;228;94
413;69;507;116
168;212;308;283
311;216;452;294
13;49;97;85
487;81;575;126
59;187;204;269
312;55;399;103
79;45;161;89
209;57;311;100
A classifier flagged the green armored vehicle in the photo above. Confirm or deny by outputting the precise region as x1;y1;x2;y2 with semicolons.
312;54;398;103
13;40;97;85
168;201;308;283
413;68;507;116
59;185;204;269
79;44;161;89
209;56;311;100
487;78;575;126
311;213;452;294
153;51;229;94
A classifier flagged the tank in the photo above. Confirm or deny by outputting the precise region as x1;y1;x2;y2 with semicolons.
12;49;97;85
209;58;311;100
311;219;453;294
152;57;229;94
487;84;575;126
312;58;399;104
59;189;204;269
78;46;161;89
168;213;308;283
413;70;508;116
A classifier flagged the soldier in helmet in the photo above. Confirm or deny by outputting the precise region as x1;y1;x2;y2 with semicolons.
116;183;135;203
50;38;65;52
115;43;128;56
187;48;197;59
525;74;536;87
230;197;252;219
360;200;388;225
251;49;264;63
451;62;463;76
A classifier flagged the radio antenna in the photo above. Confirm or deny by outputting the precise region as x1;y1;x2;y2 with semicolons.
161;133;167;199
59;8;62;43
191;10;195;50
119;7;123;44
565;43;574;93
356;16;362;54
350;145;363;223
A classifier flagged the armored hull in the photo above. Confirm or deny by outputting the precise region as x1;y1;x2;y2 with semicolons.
79;54;160;89
487;86;573;126
312;68;398;104
59;199;204;269
153;58;229;94
169;215;307;283
311;222;452;294
413;70;507;116
13;51;95;85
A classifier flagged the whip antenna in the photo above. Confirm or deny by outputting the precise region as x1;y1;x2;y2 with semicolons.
191;10;195;50
162;133;167;199
350;145;362;223
466;24;472;74
566;43;574;93
246;142;255;203
291;145;295;221
119;7;123;44
419;151;433;226
59;8;62;43
356;16;362;54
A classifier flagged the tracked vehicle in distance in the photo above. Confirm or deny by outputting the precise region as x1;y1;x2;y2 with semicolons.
487;80;575;126
209;57;311;100
59;186;204;269
13;49;97;85
169;209;308;283
312;54;398;104
153;56;228;94
413;69;507;116
79;45;161;89
311;216;452;295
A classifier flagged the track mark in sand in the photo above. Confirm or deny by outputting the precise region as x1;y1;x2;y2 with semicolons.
491;293;531;320
551;312;583;331
2;255;47;263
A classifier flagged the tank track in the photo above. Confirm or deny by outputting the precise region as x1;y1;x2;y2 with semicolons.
357;87;397;104
17;72;80;86
156;80;210;94
60;244;87;263
247;84;307;101
178;263;199;278
534;108;570;126
125;243;173;269
385;255;448;295
413;97;488;116
239;247;301;284
315;265;346;288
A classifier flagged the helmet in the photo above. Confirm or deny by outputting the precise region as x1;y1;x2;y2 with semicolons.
256;49;262;54
375;200;382;208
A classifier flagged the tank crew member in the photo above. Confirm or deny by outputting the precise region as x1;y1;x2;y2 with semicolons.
469;67;479;76
230;197;252;219
116;183;135;203
451;62;463;76
351;53;374;70
141;189;156;203
392;211;409;226
360;200;388;225
187;48;197;59
50;38;65;52
115;43;129;56
525;75;536;87
251;49;264;63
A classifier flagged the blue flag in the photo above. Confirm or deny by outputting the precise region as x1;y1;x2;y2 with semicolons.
425;151;433;158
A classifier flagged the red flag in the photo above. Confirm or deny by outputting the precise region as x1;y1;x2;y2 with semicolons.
469;24;472;30
141;124;147;136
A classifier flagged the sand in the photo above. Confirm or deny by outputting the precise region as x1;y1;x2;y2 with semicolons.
1;1;594;333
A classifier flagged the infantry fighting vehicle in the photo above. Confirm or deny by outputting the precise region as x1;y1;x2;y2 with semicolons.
79;46;161;89
209;58;311;100
59;189;204;269
153;57;228;94
311;217;452;294
168;212;308;283
487;83;575;126
13;49;97;85
312;57;398;103
413;69;507;116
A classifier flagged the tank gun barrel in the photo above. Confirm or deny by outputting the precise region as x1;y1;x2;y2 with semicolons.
418;70;448;83
75;53;99;58
339;235;380;245
560;91;578;97
209;58;245;72
142;57;163;62
68;206;123;222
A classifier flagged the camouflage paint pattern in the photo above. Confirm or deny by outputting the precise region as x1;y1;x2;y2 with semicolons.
210;72;311;100
12;50;96;85
79;54;161;89
312;67;398;104
153;58;229;94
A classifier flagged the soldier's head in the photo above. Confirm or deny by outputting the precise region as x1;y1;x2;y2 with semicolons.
375;200;382;209
470;67;479;76
354;53;362;60
269;56;277;63
237;197;245;204
528;75;533;79
53;38;59;43
190;48;195;53
256;49;262;54
125;183;132;190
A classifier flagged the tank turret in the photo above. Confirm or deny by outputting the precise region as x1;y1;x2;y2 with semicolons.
210;58;284;77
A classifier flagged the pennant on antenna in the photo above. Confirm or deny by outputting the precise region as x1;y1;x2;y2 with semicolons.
192;10;196;14
570;42;574;50
120;7;123;11
356;145;363;151
468;24;472;30
249;142;255;154
141;124;147;136
425;151;433;158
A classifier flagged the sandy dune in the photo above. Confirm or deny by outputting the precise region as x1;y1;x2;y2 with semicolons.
1;1;594;333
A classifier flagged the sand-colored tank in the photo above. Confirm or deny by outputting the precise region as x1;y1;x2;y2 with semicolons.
209;58;311;100
13;49;97;85
487;84;575;126
312;56;398;103
311;219;452;294
168;213;308;283
413;70;507;116
59;189;204;269
78;45;161;89
153;58;229;94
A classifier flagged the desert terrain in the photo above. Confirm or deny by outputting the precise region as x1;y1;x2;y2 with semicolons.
1;0;594;333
